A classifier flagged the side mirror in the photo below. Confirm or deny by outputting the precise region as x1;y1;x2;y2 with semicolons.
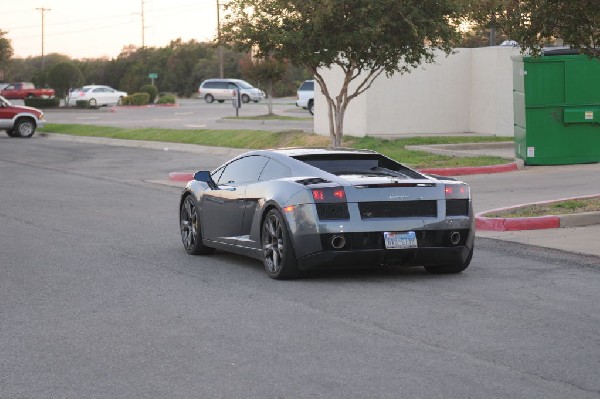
193;170;218;189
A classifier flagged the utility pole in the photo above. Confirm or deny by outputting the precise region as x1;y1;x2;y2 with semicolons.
36;7;51;72
141;0;146;48
216;0;224;78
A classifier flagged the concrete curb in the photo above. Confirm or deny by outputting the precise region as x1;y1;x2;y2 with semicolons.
419;162;520;176
476;194;600;231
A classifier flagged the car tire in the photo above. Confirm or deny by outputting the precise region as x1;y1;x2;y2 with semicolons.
241;94;250;104
424;246;473;274
6;129;19;137
89;98;97;107
117;96;124;105
14;118;36;138
217;100;225;103
180;195;215;255
308;100;314;115
261;208;301;280
205;94;214;103
253;100;259;103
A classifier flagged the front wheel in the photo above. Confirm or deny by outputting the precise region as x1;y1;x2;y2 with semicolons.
180;195;215;255
89;98;98;107
241;94;250;103
261;209;300;279
14;119;36;138
117;96;124;105
424;247;473;274
6;129;19;137
308;100;314;115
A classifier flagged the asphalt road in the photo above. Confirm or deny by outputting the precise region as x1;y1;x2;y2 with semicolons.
1;137;599;398
40;98;314;132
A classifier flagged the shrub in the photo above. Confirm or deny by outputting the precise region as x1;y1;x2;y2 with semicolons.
24;98;60;108
157;95;176;104
122;92;150;106
76;100;91;108
140;85;158;103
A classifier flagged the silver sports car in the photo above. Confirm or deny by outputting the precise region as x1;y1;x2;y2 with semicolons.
179;148;474;279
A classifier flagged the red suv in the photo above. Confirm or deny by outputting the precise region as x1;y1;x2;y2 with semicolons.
0;95;46;138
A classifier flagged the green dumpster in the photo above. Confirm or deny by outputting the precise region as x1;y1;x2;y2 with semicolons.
513;51;600;165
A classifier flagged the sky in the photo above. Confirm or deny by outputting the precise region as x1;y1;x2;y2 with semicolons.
1;0;219;59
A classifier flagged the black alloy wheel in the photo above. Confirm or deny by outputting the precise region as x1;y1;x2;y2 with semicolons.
180;195;215;255
261;208;300;279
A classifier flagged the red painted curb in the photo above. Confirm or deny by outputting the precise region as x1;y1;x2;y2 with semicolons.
476;215;560;231
418;162;518;176
169;172;194;182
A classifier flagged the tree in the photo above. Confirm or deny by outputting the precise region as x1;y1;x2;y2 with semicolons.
220;0;460;147
460;0;514;46
47;62;85;98
240;55;287;115
501;0;600;57
0;30;14;81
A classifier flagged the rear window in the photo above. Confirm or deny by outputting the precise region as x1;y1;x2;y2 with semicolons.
293;154;425;179
299;81;314;91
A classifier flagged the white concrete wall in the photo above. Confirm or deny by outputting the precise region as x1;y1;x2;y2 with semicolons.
314;46;521;138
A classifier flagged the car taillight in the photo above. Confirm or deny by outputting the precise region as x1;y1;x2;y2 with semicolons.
445;184;470;199
312;187;346;202
312;187;349;220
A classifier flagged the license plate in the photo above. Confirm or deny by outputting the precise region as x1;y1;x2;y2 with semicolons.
384;231;418;249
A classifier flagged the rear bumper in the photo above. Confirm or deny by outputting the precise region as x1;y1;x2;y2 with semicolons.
297;245;473;271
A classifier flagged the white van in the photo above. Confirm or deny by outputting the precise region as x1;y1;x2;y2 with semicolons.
296;80;314;115
198;79;265;104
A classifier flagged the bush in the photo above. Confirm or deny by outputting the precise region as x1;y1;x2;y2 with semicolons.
75;100;91;108
157;95;176;104
122;92;150;106
140;85;158;103
24;98;60;108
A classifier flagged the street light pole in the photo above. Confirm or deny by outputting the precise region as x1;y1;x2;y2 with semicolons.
36;7;51;72
217;0;224;78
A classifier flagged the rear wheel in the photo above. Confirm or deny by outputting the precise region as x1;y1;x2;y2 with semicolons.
424;247;473;274
204;94;214;103
217;100;225;103
180;195;215;255
14;118;36;138
261;208;300;279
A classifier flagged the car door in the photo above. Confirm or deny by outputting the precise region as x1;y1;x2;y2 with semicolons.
201;155;269;246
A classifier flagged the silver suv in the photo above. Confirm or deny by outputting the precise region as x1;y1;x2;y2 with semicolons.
198;79;265;104
296;79;314;115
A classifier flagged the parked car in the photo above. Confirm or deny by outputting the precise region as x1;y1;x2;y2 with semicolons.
0;82;55;100
179;148;474;279
0;95;46;138
198;79;265;104
66;85;127;107
296;79;315;115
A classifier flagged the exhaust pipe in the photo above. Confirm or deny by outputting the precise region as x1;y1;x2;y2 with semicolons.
331;235;346;250
450;231;461;245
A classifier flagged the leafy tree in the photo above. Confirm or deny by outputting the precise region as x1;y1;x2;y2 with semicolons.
502;0;600;57
47;62;84;98
0;30;14;81
220;0;461;147
240;55;287;114
459;0;514;46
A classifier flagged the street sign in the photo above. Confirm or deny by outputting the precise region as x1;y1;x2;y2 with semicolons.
148;73;158;79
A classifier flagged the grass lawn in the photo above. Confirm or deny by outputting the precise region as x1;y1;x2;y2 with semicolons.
486;197;600;218
41;124;512;169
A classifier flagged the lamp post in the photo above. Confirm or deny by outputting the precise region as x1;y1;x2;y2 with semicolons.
216;0;224;78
